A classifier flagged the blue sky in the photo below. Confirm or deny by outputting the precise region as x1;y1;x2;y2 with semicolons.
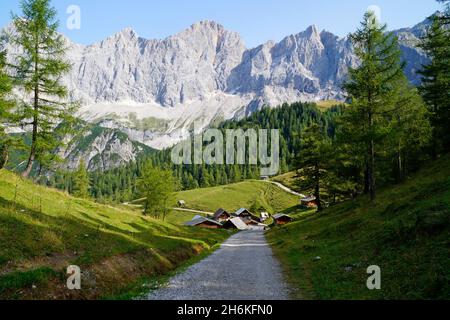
0;0;442;47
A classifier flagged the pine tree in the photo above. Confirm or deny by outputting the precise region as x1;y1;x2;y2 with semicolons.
73;159;89;198
419;14;450;155
343;11;405;201
10;0;77;177
0;50;16;169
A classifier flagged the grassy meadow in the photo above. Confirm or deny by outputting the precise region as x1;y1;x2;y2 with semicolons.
173;180;300;214
267;155;450;299
0;170;230;299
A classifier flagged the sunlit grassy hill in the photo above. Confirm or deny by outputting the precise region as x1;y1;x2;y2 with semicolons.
174;180;300;214
267;155;450;299
0;170;228;300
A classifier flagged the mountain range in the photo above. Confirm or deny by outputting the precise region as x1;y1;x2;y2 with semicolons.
1;15;433;171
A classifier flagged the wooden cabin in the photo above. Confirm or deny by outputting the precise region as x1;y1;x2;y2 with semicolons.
273;213;293;225
234;208;261;223
185;216;223;229
300;196;318;208
223;217;248;230
213;208;231;222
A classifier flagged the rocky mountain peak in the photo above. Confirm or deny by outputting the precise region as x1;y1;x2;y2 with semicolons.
0;16;430;150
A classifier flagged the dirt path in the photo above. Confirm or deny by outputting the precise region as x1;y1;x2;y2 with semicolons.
263;180;306;198
172;208;214;215
146;230;290;300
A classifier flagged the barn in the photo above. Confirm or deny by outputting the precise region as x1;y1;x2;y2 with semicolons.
185;216;223;229
273;213;293;225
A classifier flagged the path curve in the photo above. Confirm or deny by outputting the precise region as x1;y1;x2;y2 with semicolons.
146;230;290;300
263;180;306;198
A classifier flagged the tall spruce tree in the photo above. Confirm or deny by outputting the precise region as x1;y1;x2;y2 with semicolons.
0;50;15;169
343;11;405;201
419;11;450;155
10;0;76;177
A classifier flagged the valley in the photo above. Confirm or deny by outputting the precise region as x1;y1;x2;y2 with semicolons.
0;0;449;303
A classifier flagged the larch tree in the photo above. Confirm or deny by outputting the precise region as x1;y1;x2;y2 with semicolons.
10;0;77;178
343;11;405;201
419;10;450;156
0;50;16;169
73;159;90;199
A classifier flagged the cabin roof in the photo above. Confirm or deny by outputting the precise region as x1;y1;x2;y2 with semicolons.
213;208;230;220
301;196;317;202
235;208;251;216
273;213;292;220
185;217;223;227
228;217;248;230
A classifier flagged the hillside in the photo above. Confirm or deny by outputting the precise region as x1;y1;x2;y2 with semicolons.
267;155;450;299
0;170;229;300
174;180;300;214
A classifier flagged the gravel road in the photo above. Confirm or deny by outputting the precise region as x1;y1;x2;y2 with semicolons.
147;230;290;300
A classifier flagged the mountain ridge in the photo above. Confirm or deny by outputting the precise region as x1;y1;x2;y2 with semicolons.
0;16;433;170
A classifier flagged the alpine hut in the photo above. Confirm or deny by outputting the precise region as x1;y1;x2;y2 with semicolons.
273;213;293;225
300;196;318;208
213;208;231;222
233;208;261;224
185;216;223;229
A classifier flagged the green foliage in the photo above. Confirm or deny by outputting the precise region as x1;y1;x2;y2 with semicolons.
296;124;333;211
341;11;429;201
267;154;450;299
419;13;450;154
45;102;343;203
137;164;177;219
72;159;90;198
9;0;78;177
0;51;16;169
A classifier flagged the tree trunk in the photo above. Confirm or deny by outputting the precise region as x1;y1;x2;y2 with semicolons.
22;39;39;178
315;169;322;211
396;143;403;183
0;144;8;169
368;112;376;202
22;103;38;178
364;161;370;194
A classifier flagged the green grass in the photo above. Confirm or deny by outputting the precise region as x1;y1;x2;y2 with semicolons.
0;169;229;299
315;100;346;111
267;155;450;300
0;268;57;295
174;180;300;215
